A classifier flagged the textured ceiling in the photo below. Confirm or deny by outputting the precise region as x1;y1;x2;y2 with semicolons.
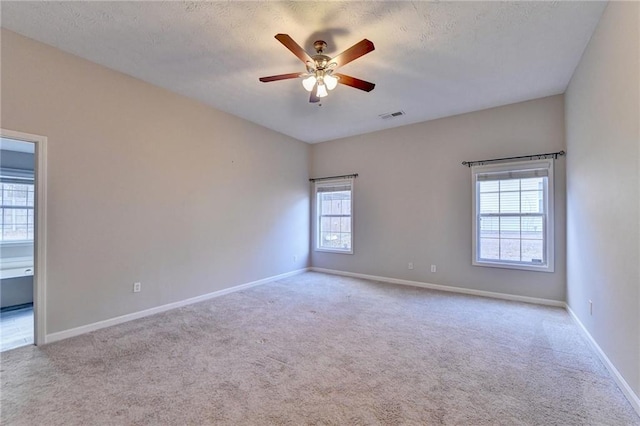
1;1;606;143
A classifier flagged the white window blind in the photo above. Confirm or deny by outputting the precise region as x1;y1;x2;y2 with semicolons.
0;167;34;184
476;167;549;181
316;183;352;193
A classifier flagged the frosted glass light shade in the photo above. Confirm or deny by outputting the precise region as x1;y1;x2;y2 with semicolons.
324;74;338;90
302;75;316;91
317;84;328;98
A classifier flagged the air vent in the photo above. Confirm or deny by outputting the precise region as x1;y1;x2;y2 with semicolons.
379;111;405;120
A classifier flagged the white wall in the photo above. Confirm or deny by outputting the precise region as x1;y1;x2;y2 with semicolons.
565;1;640;398
311;95;566;301
1;29;310;334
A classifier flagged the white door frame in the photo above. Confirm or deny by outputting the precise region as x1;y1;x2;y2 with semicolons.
1;128;47;346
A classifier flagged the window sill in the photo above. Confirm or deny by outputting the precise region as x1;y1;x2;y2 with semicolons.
473;260;554;273
0;241;34;247
315;248;354;255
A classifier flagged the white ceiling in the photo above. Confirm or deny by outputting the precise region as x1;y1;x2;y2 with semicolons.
1;1;606;144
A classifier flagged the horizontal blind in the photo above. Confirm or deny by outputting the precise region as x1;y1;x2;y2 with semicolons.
0;167;34;184
316;184;352;193
476;167;548;181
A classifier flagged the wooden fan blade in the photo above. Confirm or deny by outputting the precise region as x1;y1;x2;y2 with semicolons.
259;72;302;83
334;73;375;92
329;39;375;69
309;83;320;103
275;34;314;64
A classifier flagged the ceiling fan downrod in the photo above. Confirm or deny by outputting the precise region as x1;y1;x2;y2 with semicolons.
313;40;327;54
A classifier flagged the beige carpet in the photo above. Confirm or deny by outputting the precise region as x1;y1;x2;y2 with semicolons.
1;272;638;425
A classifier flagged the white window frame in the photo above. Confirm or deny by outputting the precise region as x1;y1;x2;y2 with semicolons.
314;178;354;254
0;168;35;245
471;159;554;272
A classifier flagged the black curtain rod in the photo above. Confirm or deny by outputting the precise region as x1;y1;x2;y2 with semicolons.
309;173;358;182
462;151;566;168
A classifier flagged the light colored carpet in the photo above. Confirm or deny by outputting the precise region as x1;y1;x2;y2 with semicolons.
1;272;638;425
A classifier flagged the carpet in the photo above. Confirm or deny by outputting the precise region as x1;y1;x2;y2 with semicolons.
1;272;638;425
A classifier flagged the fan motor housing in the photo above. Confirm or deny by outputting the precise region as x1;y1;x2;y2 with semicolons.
311;55;331;70
313;40;327;53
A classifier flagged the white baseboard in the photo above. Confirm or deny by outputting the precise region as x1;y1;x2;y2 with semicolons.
311;267;639;415
566;306;640;416
310;267;565;307
45;268;310;344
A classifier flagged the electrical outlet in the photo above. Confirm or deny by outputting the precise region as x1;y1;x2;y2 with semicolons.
408;262;414;270
431;265;437;273
589;300;593;315
133;282;141;293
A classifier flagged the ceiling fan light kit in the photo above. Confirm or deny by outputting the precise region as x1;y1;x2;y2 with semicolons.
302;71;338;96
259;34;376;103
316;83;329;98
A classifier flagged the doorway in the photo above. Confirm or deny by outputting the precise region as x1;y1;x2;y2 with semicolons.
0;129;47;350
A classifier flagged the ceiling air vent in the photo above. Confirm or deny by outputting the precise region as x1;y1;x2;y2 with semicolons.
379;111;405;120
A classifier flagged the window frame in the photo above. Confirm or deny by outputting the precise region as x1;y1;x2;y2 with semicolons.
471;159;554;272
314;178;354;255
0;169;35;245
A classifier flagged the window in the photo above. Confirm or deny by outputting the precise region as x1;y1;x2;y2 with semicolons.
472;159;554;272
315;179;354;254
0;169;35;243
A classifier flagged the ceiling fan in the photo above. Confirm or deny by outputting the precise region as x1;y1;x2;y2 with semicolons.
259;34;375;103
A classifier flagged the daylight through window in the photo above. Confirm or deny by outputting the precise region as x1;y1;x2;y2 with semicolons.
472;160;554;272
315;179;353;254
0;176;35;242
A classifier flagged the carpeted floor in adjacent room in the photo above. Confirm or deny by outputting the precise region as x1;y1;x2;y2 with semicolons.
1;272;638;425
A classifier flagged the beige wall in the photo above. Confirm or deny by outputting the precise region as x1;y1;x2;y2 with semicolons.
311;95;566;301
1;29;310;334
565;1;640;398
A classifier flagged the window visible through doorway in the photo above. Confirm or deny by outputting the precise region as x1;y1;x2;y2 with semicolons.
0;133;38;352
0;171;35;242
